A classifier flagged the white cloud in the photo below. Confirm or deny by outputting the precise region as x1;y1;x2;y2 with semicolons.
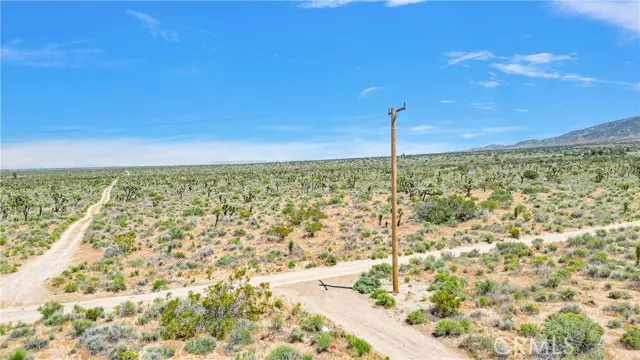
515;108;530;113
126;10;179;42
477;80;501;88
385;0;426;7
300;0;424;7
470;102;497;111
511;53;575;64
440;100;456;103
1;138;450;169
409;125;437;133
442;51;495;67
491;53;637;89
358;86;381;98
491;63;560;79
554;0;640;34
461;133;480;139
1;42;103;68
301;0;356;8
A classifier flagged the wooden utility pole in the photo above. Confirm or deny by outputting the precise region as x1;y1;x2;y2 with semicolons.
389;102;406;295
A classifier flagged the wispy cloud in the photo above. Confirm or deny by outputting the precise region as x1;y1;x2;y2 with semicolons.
470;102;497;111
492;55;637;88
515;108;530;113
409;125;437;134
300;0;424;8
1;137;450;169
553;0;640;34
511;52;575;64
446;50;637;90
301;0;356;8
460;125;526;139
491;62;560;79
358;86;381;98
442;51;495;68
440;100;456;104
385;0;426;7
1;41;103;68
126;10;179;42
476;80;501;88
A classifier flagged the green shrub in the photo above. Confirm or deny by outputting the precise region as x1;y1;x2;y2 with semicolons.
518;323;541;337
184;335;217;355
183;207;204;216
289;327;305;342
152;279;167;292
228;319;256;347
607;319;622;329
303;315;325;332
346;334;371;356
621;326;640;349
112;347;139;360
434;318;470;337
558;287;577;301
143;345;175;360
406;309;427;325
521;303;540;315
430;290;461;318
85;307;105;321
71;319;94;336
216;256;236;267
487;189;513;209
414;196;477;225
507;227;521;239
160;272;270;340
459;334;493;352
304;221;323;237
10;327;32;339
22;337;48;351
117;300;138;317
266;226;293;240
38;301;64;320
543;313;604;355
374;291;396;308
268;345;300;360
353;275;380;294
6;349;30;360
313;332;333;352
79;323;137;356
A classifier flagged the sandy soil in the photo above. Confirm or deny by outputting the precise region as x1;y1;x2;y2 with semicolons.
0;180;117;307
274;274;461;360
1;220;638;360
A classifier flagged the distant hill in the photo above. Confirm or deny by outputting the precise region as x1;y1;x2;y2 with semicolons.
478;115;640;150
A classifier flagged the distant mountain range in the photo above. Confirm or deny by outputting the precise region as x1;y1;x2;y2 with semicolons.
477;115;640;150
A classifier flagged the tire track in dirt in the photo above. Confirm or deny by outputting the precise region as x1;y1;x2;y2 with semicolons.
0;180;117;307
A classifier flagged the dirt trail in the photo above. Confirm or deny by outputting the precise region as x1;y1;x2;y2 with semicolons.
1;220;638;359
0;180;117;307
274;275;461;360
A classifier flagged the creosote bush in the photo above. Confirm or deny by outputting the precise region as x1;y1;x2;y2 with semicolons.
159;270;271;340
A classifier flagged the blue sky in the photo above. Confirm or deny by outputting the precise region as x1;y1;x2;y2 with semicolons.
2;0;639;168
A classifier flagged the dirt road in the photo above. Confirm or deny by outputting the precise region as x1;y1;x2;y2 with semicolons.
1;220;637;359
274;275;461;360
0;180;117;307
